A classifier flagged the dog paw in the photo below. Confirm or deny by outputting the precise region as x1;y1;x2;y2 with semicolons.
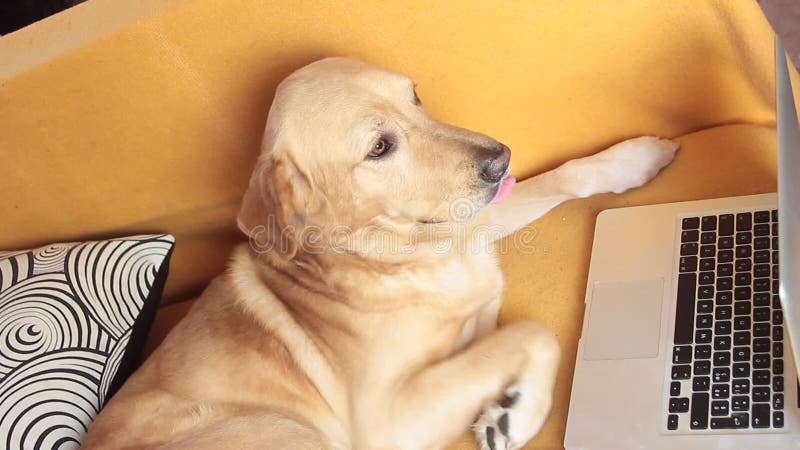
474;386;525;450
564;136;679;197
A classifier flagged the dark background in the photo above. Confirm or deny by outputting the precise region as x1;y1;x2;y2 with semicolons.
1;0;84;35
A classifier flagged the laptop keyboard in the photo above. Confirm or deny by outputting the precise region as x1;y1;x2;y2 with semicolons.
667;210;785;432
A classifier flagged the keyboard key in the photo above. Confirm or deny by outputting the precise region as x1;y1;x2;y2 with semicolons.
772;209;778;222
773;237;779;250
712;384;729;399
754;237;770;250
734;316;751;330
735;258;752;272
693;376;710;392
679;256;698;272
690;393;709;429
668;414;679;430
753;263;769;277
697;314;713;329
753;386;770;402
672;365;691;380
713;351;730;366
694;359;711;375
673;346;692;364
753;292;770;306
732;362;750;378
683;217;700;229
696;329;712;344
753;370;771;386
701;232;716;244
715;321;731;335
773;326;783;341
695;345;711;359
772;222;778;235
718;236;734;249
674;273;696;345
752;403;770;428
754;210;770;223
733;331;750;346
774;393;784;410
718;250;734;263
669;397;690;413
714;306;732;321
774;376;784;392
774;411;784;428
773;310;783;325
753;353;770;369
773;359;783;375
717;263;733;277
734;302;751;316
735;246;751;258
753;338;770;353
772;279;779;294
732;379;750;395
736;212;752;231
700;258;715;271
731;395;749;412
753;307;770;322
682;229;699;242
735;273;751;286
711;413;748;429
716;291;732;305
773;342;783;358
702;216;717;231
734;287;750;300
681;243;699;256
772;251;779;265
754;223;770;236
713;336;731;351
754;322;770;337
670;381;681;396
733;347;750;362
754;278;770;292
711;400;729;416
697;300;713;314
754;250;770;263
713;367;730;383
735;232;751;245
716;277;732;291
699;271;714;285
719;214;734;235
700;245;716;258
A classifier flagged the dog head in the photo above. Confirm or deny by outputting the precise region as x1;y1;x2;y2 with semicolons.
238;58;512;259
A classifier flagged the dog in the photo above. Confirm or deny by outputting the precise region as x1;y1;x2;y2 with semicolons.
82;57;678;450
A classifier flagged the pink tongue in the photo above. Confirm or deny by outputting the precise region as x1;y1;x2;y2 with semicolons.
490;176;516;204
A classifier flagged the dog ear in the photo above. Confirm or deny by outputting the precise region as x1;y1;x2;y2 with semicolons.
237;149;314;260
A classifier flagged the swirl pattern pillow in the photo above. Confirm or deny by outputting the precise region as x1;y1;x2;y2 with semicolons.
0;234;174;450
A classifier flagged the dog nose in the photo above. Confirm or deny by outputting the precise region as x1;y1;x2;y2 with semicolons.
479;143;511;183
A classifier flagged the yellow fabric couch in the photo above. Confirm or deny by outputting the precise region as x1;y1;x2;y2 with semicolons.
1;0;798;448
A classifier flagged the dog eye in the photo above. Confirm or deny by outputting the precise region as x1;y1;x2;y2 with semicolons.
367;138;394;159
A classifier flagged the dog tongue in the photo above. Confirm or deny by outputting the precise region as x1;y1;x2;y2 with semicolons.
490;176;516;204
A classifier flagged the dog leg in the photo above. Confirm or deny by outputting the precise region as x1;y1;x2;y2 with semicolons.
483;136;679;239
390;321;560;450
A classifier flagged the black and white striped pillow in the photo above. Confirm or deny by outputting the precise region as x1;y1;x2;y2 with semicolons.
0;234;174;450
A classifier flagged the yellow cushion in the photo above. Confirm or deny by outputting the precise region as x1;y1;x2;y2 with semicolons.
0;0;797;448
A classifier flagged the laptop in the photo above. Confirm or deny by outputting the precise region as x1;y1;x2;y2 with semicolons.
565;37;800;449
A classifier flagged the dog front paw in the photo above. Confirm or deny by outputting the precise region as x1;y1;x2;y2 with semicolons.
564;136;679;198
474;386;522;450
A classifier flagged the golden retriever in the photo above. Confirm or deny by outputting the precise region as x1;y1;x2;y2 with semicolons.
82;57;678;450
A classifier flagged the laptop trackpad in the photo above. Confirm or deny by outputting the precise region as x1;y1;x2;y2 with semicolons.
584;277;664;360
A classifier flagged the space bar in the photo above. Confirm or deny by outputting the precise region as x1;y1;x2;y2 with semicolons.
674;273;696;345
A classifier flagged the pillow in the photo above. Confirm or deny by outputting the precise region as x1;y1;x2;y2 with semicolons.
0;234;174;450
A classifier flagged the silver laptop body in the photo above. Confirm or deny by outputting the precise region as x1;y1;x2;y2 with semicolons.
565;37;800;449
